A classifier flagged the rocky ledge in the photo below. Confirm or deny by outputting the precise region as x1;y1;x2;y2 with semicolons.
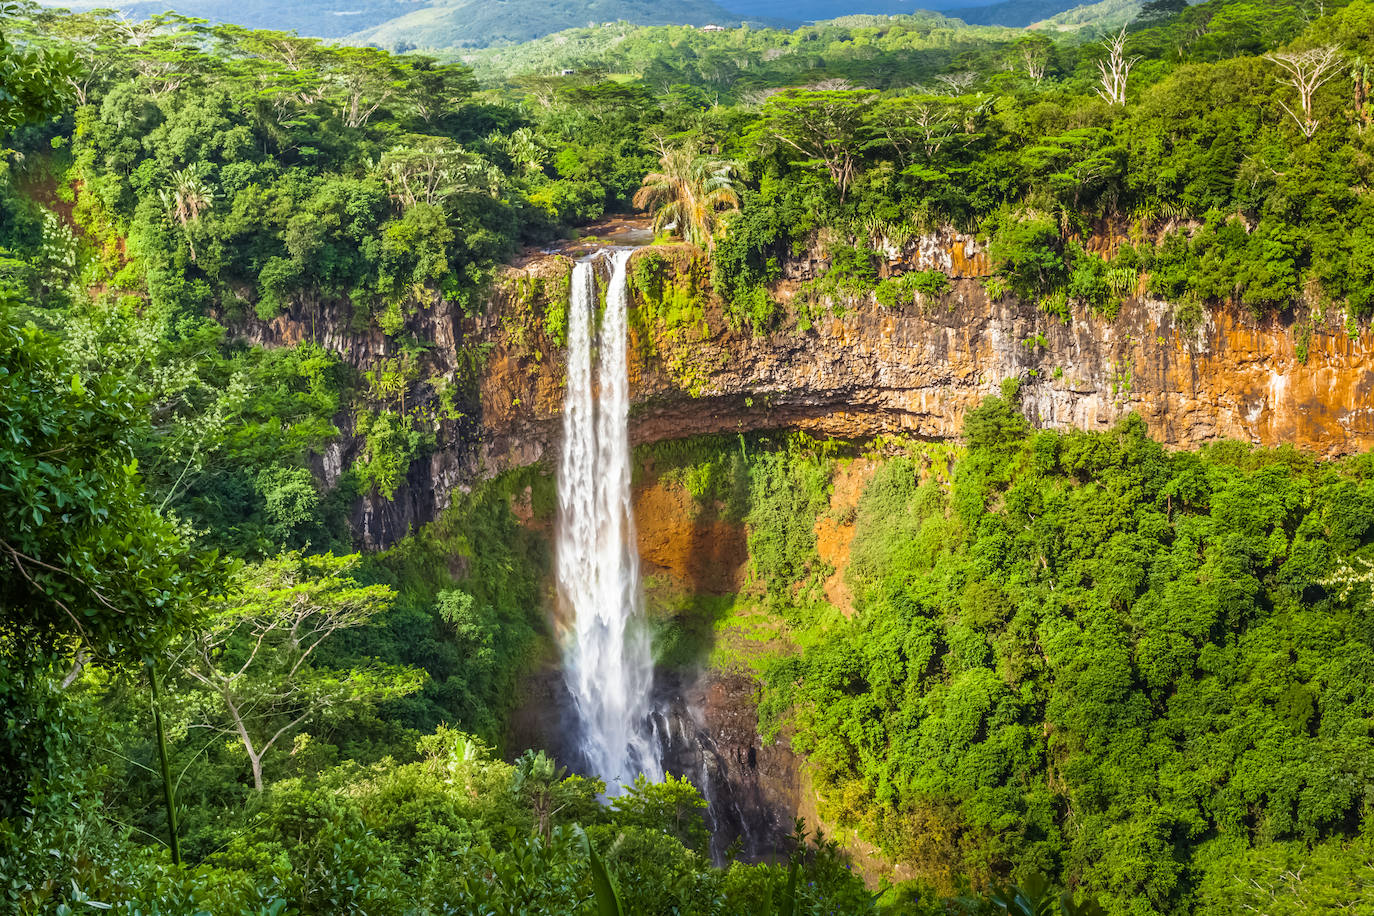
232;229;1374;547
479;235;1374;475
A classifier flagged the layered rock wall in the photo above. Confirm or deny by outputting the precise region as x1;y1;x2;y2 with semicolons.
231;232;1374;546
480;238;1374;477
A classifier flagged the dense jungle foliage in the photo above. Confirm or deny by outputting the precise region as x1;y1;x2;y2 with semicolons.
750;397;1374;915
610;402;1374;915
471;0;1374;331
4;0;1374;911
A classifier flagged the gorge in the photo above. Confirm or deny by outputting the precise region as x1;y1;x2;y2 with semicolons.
10;2;1374;911
423;225;1374;880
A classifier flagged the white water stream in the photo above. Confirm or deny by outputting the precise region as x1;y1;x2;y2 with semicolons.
556;250;661;792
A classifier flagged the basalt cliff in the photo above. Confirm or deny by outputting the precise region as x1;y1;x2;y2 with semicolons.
234;227;1374;547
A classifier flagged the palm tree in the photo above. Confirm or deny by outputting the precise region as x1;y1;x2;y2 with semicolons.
158;168;215;262
632;143;740;250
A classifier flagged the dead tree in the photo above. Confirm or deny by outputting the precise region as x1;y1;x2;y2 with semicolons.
1266;45;1343;138
1022;47;1048;87
1095;28;1140;106
935;71;978;95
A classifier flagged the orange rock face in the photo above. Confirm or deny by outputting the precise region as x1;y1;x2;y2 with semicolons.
476;246;1374;477
815;458;879;616
632;478;747;596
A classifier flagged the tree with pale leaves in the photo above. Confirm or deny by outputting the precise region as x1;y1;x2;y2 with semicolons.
633;142;741;250
1326;556;1374;606
935;71;978;95
158;168;215;262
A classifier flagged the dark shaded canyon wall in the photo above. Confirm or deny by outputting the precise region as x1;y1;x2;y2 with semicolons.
231;232;1374;546
234;298;480;547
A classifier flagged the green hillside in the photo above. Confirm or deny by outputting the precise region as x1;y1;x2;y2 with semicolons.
66;0;417;38
945;0;1087;26
41;0;775;47
1033;0;1149;30
346;0;755;51
458;13;1022;87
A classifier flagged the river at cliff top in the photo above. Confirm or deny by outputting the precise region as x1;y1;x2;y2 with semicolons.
515;215;656;265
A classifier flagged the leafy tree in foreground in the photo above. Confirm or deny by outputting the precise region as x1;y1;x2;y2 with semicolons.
0;1;77;130
172;551;425;790
0;296;217;670
0;295;220;901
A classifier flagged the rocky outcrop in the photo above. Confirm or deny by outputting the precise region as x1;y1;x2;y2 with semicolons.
507;663;803;865
479;237;1374;482
221;290;487;548
656;669;803;864
228;230;1374;547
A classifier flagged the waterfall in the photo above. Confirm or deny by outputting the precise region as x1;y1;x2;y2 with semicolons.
556;249;661;793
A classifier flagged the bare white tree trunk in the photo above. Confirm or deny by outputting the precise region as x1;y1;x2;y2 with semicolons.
913;105;950;159
1266;45;1343;138
935;71;978;95
1022;48;1047;87
60;651;88;689
1096;28;1140;106
225;695;266;792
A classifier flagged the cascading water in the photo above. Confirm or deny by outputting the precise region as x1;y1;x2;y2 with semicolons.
550;247;791;858
556;249;661;793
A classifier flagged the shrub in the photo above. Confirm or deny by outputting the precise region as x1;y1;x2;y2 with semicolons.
989;217;1067;299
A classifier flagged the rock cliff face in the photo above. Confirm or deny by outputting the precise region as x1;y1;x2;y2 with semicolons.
232;230;1374;546
479;234;1374;480
223;289;485;548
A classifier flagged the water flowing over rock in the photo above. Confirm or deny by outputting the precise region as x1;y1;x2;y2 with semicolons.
556;250;661;792
653;670;802;864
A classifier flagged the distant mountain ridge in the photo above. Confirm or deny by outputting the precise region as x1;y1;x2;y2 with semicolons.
714;0;1091;23
41;0;772;45
712;0;929;17
347;0;758;51
50;0;421;39
40;0;1127;48
943;0;1086;27
1032;0;1146;31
